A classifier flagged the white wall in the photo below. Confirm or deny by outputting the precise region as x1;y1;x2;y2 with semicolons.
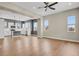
43;8;79;40
37;17;44;38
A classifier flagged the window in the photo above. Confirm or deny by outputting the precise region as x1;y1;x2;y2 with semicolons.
44;20;48;30
67;16;76;32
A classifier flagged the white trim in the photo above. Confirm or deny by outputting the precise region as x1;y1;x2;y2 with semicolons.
42;36;79;43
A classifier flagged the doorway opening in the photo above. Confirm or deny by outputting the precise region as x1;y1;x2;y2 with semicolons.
31;20;37;36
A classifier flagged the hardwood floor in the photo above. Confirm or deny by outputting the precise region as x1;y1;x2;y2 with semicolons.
0;36;79;56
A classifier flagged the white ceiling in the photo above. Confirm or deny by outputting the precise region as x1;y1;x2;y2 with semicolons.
0;10;32;21
13;2;79;16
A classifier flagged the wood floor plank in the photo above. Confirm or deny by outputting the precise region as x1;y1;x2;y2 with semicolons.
0;36;79;56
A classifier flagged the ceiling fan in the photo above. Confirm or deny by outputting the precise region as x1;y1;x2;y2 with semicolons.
38;2;58;11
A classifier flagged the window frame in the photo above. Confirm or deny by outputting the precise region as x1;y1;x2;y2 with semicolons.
44;19;48;30
67;16;76;32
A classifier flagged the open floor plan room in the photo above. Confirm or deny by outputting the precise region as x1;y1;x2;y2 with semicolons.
0;2;79;56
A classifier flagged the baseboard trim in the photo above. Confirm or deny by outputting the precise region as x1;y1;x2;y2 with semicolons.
42;36;79;43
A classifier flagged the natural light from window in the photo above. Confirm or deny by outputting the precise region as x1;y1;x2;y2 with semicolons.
67;16;76;32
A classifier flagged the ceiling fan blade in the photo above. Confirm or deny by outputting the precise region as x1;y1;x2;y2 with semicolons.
38;6;44;9
49;2;58;7
44;2;49;8
44;2;49;5
49;7;55;10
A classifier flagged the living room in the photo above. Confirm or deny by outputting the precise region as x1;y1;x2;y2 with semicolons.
0;2;79;56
